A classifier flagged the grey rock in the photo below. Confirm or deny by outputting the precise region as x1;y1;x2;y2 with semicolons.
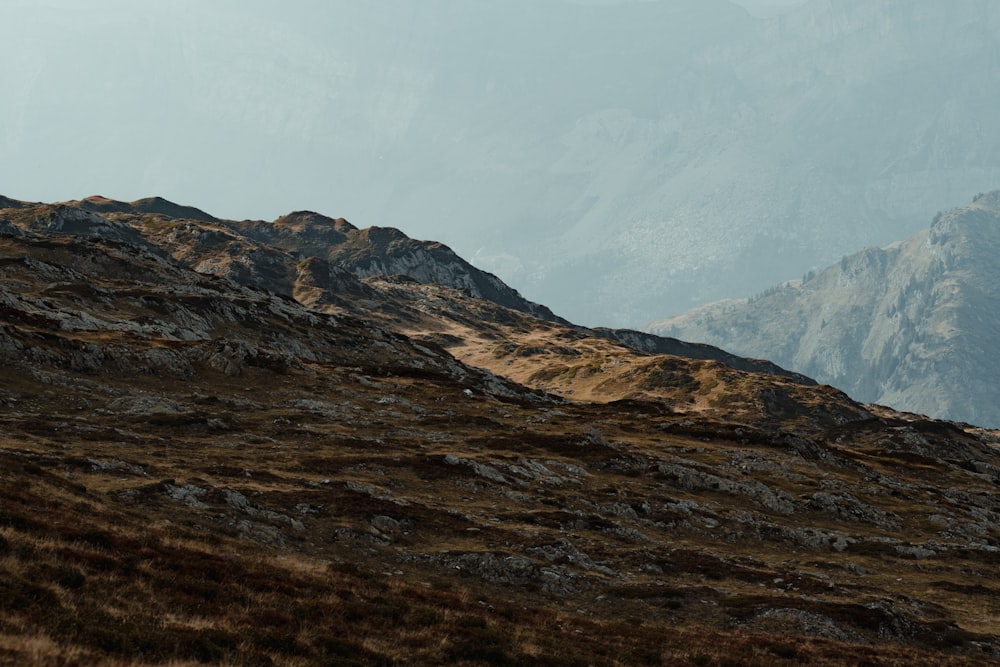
806;492;901;530
445;552;577;595
895;545;937;560
528;540;616;577
223;488;305;531
235;519;287;547
371;515;402;535
166;483;209;509
657;462;795;515
749;608;859;643
443;455;514;485
88;459;147;476
109;395;185;416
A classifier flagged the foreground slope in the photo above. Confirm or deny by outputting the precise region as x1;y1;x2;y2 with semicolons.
650;192;1000;427
1;197;999;665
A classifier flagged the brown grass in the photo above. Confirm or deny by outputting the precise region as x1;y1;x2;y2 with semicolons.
1;212;998;665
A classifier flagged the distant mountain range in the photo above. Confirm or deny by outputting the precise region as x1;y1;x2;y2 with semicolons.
5;0;1000;326
650;191;1000;427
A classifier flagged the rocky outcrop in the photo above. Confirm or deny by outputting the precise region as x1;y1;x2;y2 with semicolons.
12;204;156;250
237;211;356;256
0;205;546;406
232;215;569;325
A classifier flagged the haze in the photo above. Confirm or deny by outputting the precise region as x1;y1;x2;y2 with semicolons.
3;0;998;326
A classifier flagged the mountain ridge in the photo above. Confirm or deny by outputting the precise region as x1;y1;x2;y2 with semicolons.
17;193;811;386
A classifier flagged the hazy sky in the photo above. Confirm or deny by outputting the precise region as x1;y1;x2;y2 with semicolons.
1;0;765;222
3;0;998;327
1;0;801;219
730;0;808;15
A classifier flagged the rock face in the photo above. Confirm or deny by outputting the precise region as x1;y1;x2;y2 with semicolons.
649;192;1000;426
232;213;568;324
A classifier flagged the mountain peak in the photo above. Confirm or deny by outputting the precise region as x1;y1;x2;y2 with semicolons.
128;196;218;222
970;189;1000;212
83;194;114;204
274;210;357;233
63;194;218;223
355;225;410;246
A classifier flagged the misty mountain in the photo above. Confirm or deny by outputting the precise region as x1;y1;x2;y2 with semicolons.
649;191;1000;427
4;0;1000;326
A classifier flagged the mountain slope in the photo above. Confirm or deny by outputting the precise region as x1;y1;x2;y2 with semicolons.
352;277;856;434
649;192;1000;427
2;196;1000;664
0;204;535;403
229;207;818;392
50;194;811;391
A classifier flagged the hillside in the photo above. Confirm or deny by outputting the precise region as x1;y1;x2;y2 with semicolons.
1;196;1000;665
53;195;806;394
649;191;1000;427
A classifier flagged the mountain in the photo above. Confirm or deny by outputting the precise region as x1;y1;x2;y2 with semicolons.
229;208;815;387
231;211;568;324
649;191;1000;427
52;195;806;388
6;0;1000;326
2;195;1000;665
